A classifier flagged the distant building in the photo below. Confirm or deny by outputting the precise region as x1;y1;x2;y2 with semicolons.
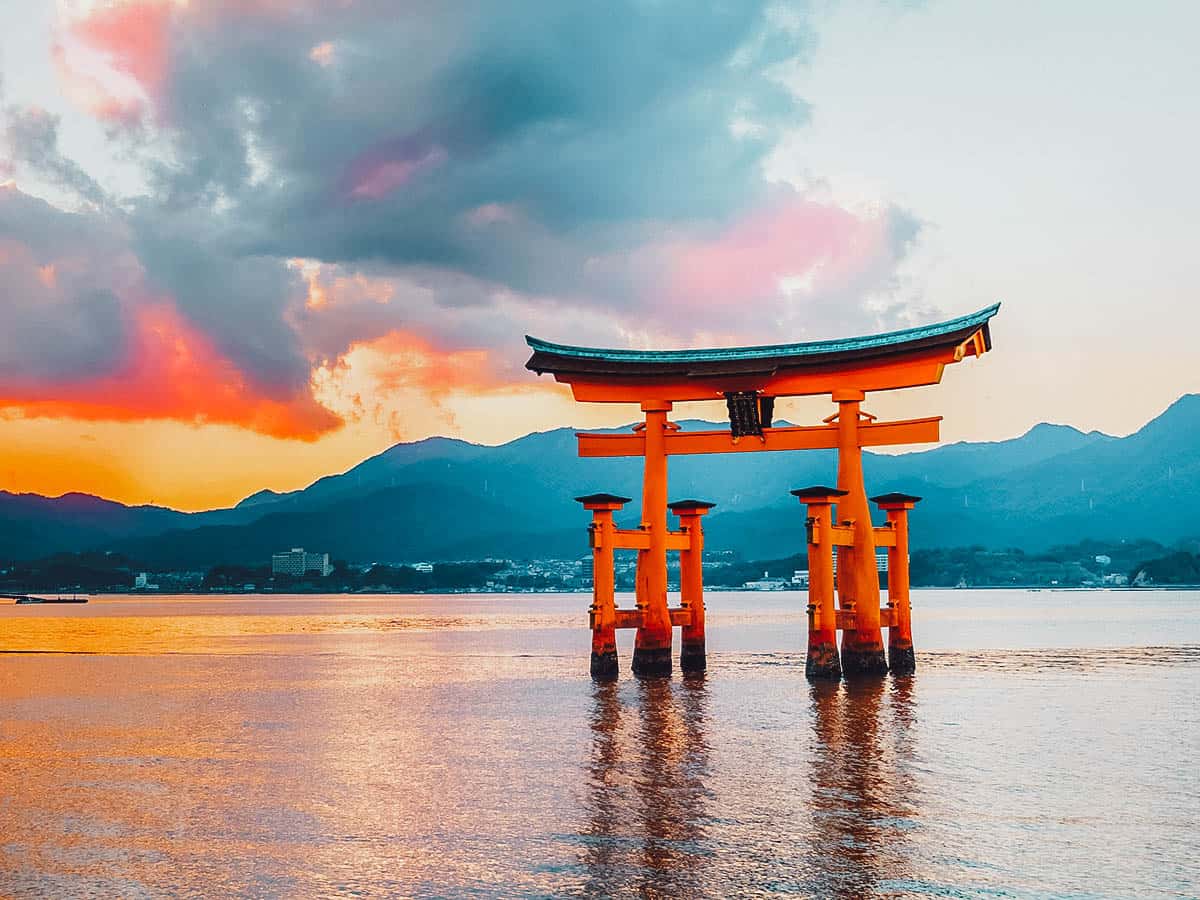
792;570;809;587
133;572;160;591
832;548;891;574
743;570;788;591
271;548;333;577
413;562;434;574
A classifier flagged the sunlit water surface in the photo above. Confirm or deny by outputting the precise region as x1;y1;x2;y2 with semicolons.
2;590;1198;898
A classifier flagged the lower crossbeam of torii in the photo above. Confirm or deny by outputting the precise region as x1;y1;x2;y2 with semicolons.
525;304;1000;680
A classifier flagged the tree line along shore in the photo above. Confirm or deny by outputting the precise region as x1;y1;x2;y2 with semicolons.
4;538;1200;594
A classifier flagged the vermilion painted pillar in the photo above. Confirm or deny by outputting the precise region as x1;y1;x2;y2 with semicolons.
833;389;888;676
577;493;631;680
871;492;921;675
792;486;846;680
670;499;715;674
633;400;673;677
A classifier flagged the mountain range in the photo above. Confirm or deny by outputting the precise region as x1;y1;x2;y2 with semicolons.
3;394;1199;567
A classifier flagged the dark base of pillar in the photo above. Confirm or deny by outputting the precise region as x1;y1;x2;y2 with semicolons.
841;645;889;676
590;649;619;681
805;641;842;680
680;640;706;674
632;645;673;678
888;643;916;675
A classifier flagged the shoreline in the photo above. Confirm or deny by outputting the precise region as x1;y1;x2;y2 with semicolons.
6;584;1200;599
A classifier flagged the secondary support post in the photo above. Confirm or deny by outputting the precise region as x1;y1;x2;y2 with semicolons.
872;493;921;675
577;493;631;680
633;400;674;677
832;389;888;676
792;487;847;680
670;500;715;674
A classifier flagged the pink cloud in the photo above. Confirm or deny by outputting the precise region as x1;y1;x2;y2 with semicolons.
51;0;324;125
664;199;891;313
341;142;447;202
465;203;520;227
53;0;174;124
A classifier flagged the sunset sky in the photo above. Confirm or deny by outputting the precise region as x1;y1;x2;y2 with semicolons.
1;1;1198;511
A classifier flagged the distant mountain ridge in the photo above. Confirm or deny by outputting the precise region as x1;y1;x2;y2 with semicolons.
3;395;1199;566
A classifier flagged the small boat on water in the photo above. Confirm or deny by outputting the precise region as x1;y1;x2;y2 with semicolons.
3;593;89;605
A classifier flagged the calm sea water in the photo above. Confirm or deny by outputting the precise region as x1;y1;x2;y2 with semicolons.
1;590;1197;898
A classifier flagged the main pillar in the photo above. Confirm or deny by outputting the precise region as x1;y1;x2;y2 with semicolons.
832;389;888;676
792;487;845;679
670;500;714;674
872;493;921;675
633;400;673;677
577;493;631;680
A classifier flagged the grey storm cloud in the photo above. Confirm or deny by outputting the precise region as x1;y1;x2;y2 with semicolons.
128;209;313;397
1;0;928;428
0;188;132;383
2;106;108;208
145;1;809;290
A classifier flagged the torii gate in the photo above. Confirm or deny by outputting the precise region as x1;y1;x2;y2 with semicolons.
526;304;999;680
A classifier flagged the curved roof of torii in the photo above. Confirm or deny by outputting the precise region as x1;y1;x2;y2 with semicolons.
527;303;998;377
525;303;1000;402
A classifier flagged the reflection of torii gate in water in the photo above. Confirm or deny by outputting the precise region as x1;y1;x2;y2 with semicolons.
525;304;999;680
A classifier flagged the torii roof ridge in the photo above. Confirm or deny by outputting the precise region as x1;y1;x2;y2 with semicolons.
526;303;999;373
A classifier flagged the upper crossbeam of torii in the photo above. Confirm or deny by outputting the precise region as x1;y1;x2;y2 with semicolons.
525;303;1000;681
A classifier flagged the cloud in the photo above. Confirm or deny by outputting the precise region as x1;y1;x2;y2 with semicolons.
56;1;808;275
52;0;174;126
311;327;565;441
0;290;339;439
0;0;933;443
129;212;315;397
1;106;108;207
0;186;133;383
0;184;335;437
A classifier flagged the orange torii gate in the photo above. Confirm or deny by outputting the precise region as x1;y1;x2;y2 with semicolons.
526;304;999;680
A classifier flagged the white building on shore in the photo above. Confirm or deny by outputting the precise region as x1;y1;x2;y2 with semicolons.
743;570;789;591
271;548;333;577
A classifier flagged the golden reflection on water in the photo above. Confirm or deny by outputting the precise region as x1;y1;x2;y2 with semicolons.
4;593;1197;896
806;677;919;898
581;677;713;898
0;611;580;654
577;674;921;898
577;673;922;898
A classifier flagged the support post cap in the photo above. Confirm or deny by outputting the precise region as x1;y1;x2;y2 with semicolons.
869;491;922;510
668;499;716;513
790;486;849;502
575;492;632;510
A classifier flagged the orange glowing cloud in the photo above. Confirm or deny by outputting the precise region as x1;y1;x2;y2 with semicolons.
313;329;546;441
292;258;395;311
316;331;500;408
1;302;340;439
309;41;335;67
351;331;497;397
